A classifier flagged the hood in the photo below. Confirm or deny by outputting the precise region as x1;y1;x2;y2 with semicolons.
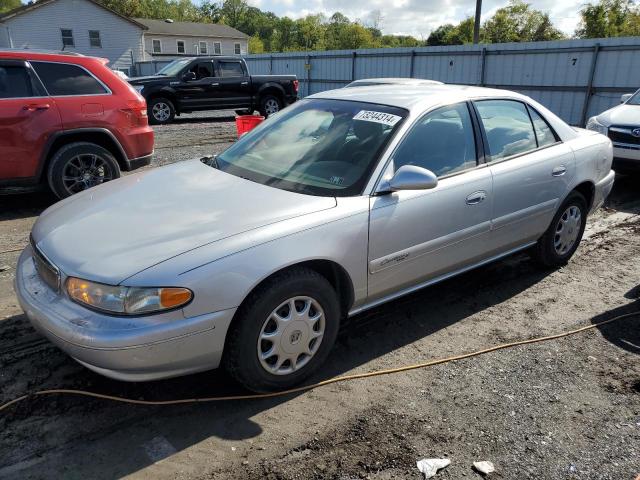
32;160;336;285
596;104;640;127
128;75;173;84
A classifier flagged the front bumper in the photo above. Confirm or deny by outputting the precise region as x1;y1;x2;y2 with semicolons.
14;246;236;381
592;169;616;212
612;144;640;170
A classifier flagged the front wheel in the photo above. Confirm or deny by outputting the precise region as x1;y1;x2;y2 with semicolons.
47;142;120;199
531;191;587;267
223;268;340;392
259;95;282;118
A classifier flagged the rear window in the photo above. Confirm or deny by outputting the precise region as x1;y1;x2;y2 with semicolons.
31;61;108;96
218;61;244;77
0;66;44;98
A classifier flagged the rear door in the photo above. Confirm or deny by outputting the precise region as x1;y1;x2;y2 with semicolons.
367;102;494;301
0;60;61;181
213;59;251;108
473;99;575;253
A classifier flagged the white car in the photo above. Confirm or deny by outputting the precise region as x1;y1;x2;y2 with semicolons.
587;89;640;173
345;77;443;88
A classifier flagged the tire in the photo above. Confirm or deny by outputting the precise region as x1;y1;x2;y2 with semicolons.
47;142;120;199
148;97;175;125
258;95;282;118
235;109;254;116
531;191;587;267
223;267;341;393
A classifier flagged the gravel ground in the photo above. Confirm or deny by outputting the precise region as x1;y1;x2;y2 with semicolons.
0;114;639;480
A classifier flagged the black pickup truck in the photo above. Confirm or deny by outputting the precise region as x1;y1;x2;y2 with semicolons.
129;56;298;125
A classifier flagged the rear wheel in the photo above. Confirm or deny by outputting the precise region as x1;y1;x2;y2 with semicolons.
223;267;340;392
148;97;175;125
47;142;120;199
259;95;282;118
531;191;587;267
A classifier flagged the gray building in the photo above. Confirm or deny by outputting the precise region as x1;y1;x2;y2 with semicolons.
0;0;249;76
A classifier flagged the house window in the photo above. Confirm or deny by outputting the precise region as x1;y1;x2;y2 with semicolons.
61;29;74;47
214;42;221;54
177;40;185;54
234;43;241;55
89;30;101;48
199;41;207;54
152;39;161;53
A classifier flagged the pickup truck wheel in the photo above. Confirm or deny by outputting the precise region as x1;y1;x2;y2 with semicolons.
48;142;120;199
259;95;282;118
148;97;175;125
223;267;340;393
531;191;587;267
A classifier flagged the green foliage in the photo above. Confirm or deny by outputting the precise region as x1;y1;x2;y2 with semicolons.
575;0;640;37
0;0;21;14
482;0;564;42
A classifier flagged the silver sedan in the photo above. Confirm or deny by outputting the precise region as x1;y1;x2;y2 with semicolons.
15;84;615;392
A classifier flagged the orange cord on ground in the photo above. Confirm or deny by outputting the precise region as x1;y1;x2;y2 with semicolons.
0;311;638;414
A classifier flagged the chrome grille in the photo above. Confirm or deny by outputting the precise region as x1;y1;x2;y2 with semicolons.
609;126;640;146
31;239;60;292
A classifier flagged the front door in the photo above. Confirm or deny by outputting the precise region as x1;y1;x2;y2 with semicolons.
175;60;219;109
0;60;61;181
368;102;494;301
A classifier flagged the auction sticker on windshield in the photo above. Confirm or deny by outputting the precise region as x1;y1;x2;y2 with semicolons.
353;110;402;126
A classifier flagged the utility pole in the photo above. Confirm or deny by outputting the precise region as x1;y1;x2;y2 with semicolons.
473;0;482;44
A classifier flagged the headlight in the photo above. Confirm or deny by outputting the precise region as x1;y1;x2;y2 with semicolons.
66;277;192;315
586;117;608;135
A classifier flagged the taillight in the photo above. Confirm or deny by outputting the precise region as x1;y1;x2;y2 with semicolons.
293;79;299;93
121;100;148;127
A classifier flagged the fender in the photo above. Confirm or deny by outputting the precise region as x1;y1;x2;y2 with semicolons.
256;82;286;98
35;128;129;182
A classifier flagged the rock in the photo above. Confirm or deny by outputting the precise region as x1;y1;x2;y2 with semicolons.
416;458;450;478
473;461;495;475
0;265;10;272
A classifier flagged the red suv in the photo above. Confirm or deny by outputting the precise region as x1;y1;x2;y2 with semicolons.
0;50;154;198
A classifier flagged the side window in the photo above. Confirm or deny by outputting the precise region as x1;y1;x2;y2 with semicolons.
89;30;102;48
527;106;557;148
475;100;537;161
189;61;214;79
177;40;185;54
393;103;477;177
218;61;244;77
31;62;108;96
234;43;241;55
61;29;74;47
0;65;44;98
152;39;162;53
199;41;207;54
214;42;221;54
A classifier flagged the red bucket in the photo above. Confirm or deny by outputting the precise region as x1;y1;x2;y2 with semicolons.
235;115;265;137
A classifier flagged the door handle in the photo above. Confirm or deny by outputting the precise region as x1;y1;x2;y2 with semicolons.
23;103;50;111
466;190;487;205
552;165;567;176
210;82;220;87
240;81;248;86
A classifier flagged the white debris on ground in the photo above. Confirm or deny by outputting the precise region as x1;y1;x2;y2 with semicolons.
416;458;451;478
473;460;496;475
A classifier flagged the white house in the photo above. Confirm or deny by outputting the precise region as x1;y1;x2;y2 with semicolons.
0;0;249;76
134;18;248;59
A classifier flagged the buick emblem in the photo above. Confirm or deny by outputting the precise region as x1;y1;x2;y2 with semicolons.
632;128;640;138
289;330;302;344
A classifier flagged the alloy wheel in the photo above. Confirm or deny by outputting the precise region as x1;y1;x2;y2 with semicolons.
61;154;114;195
257;296;325;376
152;102;171;122
264;98;280;115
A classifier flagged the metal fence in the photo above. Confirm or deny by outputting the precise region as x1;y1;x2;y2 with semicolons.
243;37;640;126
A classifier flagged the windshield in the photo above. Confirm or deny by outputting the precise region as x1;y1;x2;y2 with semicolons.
215;99;407;196
157;58;194;76
627;89;640;105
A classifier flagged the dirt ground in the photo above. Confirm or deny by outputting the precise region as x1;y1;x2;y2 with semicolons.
1;113;639;480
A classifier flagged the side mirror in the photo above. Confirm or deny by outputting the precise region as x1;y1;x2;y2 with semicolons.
379;165;438;193
621;93;633;104
183;71;197;82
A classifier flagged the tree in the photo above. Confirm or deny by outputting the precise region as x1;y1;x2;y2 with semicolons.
427;24;456;46
575;0;640;37
0;0;21;14
482;0;564;43
248;36;264;53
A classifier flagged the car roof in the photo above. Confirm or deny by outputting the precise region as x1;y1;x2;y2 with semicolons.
347;77;443;87
310;84;528;111
0;49;107;65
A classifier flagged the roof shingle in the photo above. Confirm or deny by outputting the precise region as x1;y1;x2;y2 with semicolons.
133;18;248;39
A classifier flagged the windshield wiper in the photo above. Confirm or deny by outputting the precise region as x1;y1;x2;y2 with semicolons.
201;155;219;169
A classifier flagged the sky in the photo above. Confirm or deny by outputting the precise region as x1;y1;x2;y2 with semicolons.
234;0;584;39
